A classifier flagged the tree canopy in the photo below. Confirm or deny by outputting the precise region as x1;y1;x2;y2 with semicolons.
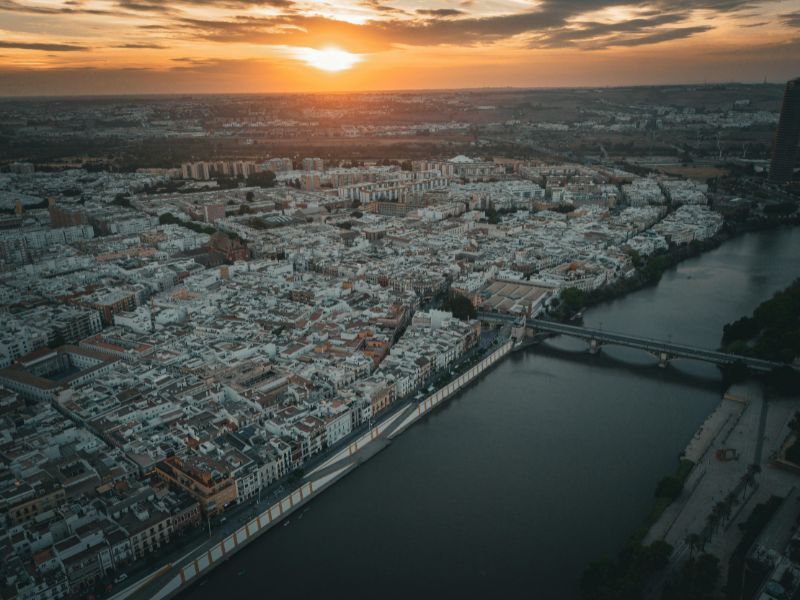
442;292;477;321
246;170;277;188
721;278;800;363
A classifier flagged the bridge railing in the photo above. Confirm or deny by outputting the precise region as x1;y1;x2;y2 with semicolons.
526;319;779;365
476;311;787;371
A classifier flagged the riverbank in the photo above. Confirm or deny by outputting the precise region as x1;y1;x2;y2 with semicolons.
639;379;800;597
555;219;799;323
554;235;726;321
116;340;513;600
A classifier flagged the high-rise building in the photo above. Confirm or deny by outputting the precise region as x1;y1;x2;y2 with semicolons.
302;157;324;171
769;78;800;183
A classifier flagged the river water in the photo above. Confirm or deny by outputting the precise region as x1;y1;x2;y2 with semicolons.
189;227;800;600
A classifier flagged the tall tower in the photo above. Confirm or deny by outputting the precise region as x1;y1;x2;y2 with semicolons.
769;78;800;183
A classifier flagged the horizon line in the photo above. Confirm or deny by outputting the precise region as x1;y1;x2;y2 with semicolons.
0;79;791;102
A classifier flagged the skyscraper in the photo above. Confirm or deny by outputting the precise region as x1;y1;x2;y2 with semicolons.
769;78;800;183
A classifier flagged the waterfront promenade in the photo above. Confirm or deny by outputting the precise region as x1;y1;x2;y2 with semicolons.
644;382;800;588
111;339;513;600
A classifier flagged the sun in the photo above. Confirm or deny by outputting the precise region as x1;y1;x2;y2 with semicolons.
293;46;361;72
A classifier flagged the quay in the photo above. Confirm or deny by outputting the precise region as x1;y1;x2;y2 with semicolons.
113;339;513;600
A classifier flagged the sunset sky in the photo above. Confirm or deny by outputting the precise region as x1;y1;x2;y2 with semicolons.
0;0;798;95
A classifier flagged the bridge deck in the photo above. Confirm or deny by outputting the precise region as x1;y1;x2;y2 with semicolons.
477;312;787;372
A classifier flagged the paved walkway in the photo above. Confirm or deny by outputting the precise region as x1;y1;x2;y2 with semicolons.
645;383;800;591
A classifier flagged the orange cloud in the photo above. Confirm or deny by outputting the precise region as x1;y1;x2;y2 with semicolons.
0;0;797;95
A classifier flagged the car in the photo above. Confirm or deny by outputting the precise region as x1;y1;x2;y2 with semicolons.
114;574;128;584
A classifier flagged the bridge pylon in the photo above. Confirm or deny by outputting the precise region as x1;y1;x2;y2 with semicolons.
588;338;603;354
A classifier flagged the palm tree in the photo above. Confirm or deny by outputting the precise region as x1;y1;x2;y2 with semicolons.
719;492;736;527
707;508;720;539
711;502;725;533
685;533;701;558
740;471;754;498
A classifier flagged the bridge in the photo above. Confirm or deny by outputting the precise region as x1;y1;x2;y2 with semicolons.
478;312;790;372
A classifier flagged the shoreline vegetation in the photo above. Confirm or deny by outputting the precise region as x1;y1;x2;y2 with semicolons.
721;279;800;365
579;459;697;600
551;209;800;323
718;277;800;393
549;234;725;322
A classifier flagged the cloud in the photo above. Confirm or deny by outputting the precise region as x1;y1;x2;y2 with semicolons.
0;0;789;60
587;26;713;49
113;42;166;48
115;0;173;11
415;9;465;18
0;0;294;16
0;40;88;51
0;0;111;15
358;0;407;15
781;11;800;28
173;1;730;51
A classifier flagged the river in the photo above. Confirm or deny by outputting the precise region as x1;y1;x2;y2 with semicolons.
187;226;800;600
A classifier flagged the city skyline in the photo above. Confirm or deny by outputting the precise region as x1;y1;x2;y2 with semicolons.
1;0;799;96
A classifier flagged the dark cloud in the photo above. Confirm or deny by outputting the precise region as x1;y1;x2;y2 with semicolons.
174;1;736;51
113;42;166;48
358;0;407;14
0;0;783;55
522;14;714;49
415;9;465;18
0;0;293;16
584;25;712;49
115;0;173;11
0;40;88;51
781;11;800;27
0;0;111;15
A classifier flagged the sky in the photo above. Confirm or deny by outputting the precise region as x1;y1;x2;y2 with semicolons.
0;0;798;96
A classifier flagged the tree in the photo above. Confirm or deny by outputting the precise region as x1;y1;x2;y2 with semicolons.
655;475;683;501
711;501;725;532
561;287;586;314
111;193;131;208
246;170;276;188
685;533;701;559
625;247;643;268
442;292;477;321
662;553;719;600
790;411;800;435
579;558;617;600
159;212;180;225
486;203;499;224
